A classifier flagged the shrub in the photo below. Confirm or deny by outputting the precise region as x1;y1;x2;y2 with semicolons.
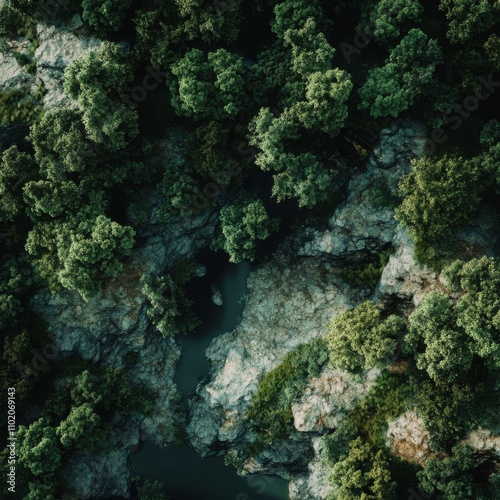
396;154;483;266
340;248;393;289
329;437;396;500
327;302;403;372
141;274;199;337
247;339;328;447
212;193;279;263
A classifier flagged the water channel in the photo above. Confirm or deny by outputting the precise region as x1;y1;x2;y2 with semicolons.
131;251;289;499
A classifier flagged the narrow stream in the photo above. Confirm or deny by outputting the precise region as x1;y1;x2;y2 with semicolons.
131;251;289;499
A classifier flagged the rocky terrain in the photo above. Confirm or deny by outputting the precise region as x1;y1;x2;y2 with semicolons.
186;121;441;499
2;14;499;500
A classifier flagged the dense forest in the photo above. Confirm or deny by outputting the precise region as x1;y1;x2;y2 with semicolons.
0;0;499;498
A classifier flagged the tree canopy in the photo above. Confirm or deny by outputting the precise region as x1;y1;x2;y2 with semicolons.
327;301;403;372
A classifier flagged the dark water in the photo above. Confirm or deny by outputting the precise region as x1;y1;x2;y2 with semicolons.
132;442;289;500
175;253;252;397
132;251;289;500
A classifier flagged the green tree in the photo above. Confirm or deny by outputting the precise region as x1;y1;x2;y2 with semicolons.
26;214;134;300
396;154;483;265
0;146;37;222
138;479;170;500
191;121;230;178
168;48;247;121
82;0;132;32
271;152;334;207
134;0;241;68
439;0;500;44
29;109;93;182
359;29;442;117
25;481;57;500
212;194;279;263
23;180;86;219
290;68;352;136
327;301;403;372
57;402;101;450
329;437;396;500
417;445;475;498
248;109;337;207
362;0;424;43
414;378;484;450
271;0;326;38
56;215;135;300
141;274;199;337
64;42;138;151
404;292;473;382
443;257;500;368
17;418;62;477
157;158;198;220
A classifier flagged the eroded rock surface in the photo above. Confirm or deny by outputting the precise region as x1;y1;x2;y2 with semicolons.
386;410;433;465
292;368;379;433
35;16;101;108
297;121;427;263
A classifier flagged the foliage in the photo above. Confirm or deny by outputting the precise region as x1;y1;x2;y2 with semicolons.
413;377;485;451
329;437;396;500
0;88;41;125
138;479;170;500
396;154;483;266
348;371;410;448
417;445;475;498
82;0;132;32
0;146;37;222
168;48;247;121
358;29;442;118
322;421;357;466
271;0;326;38
141;273;199;337
134;0;242;68
271;152;334;207
28;215;135;300
212;193;279;263
439;0;500;44
327;302;403;372
157;158;198;220
443;257;500;369
192;121;230;178
248;110;336;207
404;292;473;382
248;14;352;208
64;42;138;151
367;178;401;209
361;0;424;43
247;339;328;447
340;248;393;289
29;108;93;181
17;417;62;477
57;402;101;450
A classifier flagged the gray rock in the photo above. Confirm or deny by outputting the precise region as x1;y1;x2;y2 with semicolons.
195;263;207;277
33;197;218;495
187;121;433;499
35;19;101;108
211;284;224;306
289;438;333;500
292;368;379;433
0;45;33;89
187;253;369;456
297;121;427;263
61;416;139;499
375;226;439;306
